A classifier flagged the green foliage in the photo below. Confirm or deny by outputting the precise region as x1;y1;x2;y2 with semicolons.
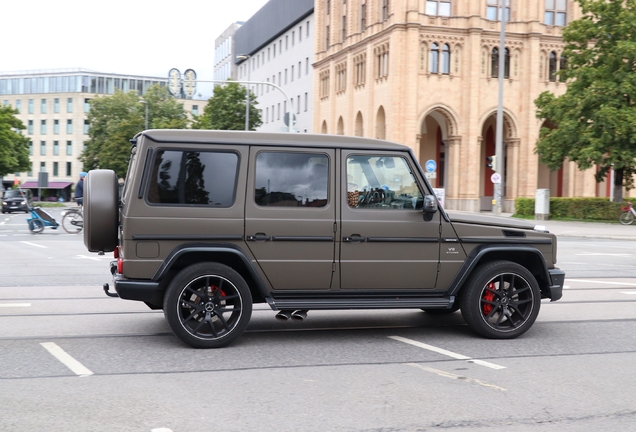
0;105;30;177
515;197;623;220
192;81;262;131
534;0;636;200
81;85;188;178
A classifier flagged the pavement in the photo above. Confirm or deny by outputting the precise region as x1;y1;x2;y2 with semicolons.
500;213;636;241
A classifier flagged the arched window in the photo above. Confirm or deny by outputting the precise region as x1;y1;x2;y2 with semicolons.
491;47;499;78
549;51;557;82
430;43;439;73
559;55;567;82
504;48;510;78
441;44;451;74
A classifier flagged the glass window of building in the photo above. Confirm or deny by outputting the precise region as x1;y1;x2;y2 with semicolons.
66;141;72;155
192;105;198;116
54;98;60;113
15;100;21;113
41;98;47;114
40;162;46;172
84;99;90;113
426;1;451;16
430;43;439;73
66;162;72;177
84;120;90;134
53;162;59;177
487;0;510;21
40;141;46;156
545;0;567;26
29;141;33;156
28;99;34;114
53;141;59;156
27;120;33;134
40;120;46;134
67;119;72;134
67;98;73;113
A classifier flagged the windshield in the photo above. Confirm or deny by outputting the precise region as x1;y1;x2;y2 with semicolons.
3;190;26;198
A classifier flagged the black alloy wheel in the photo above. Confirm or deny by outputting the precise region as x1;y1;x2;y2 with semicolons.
460;260;540;339
164;263;252;348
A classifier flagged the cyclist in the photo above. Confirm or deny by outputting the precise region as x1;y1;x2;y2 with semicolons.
75;172;86;206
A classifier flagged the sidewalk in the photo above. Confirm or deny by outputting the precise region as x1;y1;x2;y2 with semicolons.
501;213;636;241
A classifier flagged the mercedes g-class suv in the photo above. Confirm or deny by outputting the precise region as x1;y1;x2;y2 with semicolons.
83;130;564;348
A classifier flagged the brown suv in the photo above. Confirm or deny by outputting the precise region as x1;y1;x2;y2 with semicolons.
83;130;564;348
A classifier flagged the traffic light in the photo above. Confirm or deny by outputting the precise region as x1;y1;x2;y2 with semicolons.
486;155;497;171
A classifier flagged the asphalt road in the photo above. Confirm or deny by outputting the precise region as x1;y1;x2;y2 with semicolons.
1;209;636;432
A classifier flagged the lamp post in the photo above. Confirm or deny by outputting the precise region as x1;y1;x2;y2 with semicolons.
139;99;148;130
236;54;251;131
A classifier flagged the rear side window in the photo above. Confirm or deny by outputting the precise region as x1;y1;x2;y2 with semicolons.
147;150;238;206
255;152;328;207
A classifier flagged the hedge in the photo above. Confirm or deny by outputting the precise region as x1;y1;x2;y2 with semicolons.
514;197;625;221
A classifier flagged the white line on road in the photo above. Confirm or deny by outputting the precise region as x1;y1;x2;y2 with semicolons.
0;303;31;308
40;342;93;377
20;241;46;248
389;336;506;370
621;292;636;295
576;253;632;257
76;254;109;261
567;279;636;286
407;363;507;392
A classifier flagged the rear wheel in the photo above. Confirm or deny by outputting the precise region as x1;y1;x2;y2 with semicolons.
29;219;44;234
619;211;634;225
62;210;83;234
163;263;253;348
460;260;540;339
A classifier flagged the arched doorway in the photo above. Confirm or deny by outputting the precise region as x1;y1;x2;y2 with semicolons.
355;112;364;137
376;106;386;139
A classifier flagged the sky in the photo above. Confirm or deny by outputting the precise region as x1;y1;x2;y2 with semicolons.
1;0;270;97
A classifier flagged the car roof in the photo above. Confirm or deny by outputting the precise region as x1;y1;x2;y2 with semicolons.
140;129;411;152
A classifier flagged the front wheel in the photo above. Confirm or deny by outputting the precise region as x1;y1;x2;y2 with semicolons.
62;211;83;234
28;219;44;234
163;263;253;348
460;260;540;339
619;211;635;225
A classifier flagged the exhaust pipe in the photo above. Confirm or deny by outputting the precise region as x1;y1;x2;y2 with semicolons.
291;309;308;321
275;310;293;321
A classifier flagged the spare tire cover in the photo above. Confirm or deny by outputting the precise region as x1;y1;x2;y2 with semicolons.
83;169;119;252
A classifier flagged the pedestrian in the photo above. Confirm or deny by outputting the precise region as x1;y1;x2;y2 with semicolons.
75;172;86;206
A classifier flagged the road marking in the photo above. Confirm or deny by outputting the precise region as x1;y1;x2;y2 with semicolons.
20;241;46;248
40;342;93;377
151;429;174;432
567;279;636;286
407;363;507;391
576;253;632;257
76;254;109;261
389;336;506;370
621;292;636;295
0;303;31;308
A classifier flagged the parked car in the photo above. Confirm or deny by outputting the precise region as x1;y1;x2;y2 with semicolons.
83;130;565;348
2;189;33;213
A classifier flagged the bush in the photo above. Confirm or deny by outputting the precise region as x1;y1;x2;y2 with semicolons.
514;197;623;221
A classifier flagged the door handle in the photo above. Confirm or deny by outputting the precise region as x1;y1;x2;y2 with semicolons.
247;233;271;241
343;235;366;243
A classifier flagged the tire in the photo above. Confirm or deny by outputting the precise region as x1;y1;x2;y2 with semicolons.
83;169;119;252
163;263;253;348
62;210;83;234
29;219;44;234
422;301;461;315
619;211;634;225
460;260;540;339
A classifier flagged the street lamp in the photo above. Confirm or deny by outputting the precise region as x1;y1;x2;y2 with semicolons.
139;99;148;130
236;54;251;131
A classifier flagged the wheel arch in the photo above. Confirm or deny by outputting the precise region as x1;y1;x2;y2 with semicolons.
448;245;552;299
152;244;269;304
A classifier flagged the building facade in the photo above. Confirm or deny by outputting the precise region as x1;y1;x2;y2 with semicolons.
313;0;608;212
214;22;244;85
234;0;315;133
0;69;203;198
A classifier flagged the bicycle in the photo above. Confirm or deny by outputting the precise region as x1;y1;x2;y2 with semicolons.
61;206;84;234
619;201;636;225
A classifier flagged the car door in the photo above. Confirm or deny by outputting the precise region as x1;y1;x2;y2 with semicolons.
340;150;440;290
245;147;337;290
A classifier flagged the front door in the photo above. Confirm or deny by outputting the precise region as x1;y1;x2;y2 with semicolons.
245;147;336;290
340;151;440;290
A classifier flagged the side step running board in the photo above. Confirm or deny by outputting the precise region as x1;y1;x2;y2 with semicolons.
266;296;455;311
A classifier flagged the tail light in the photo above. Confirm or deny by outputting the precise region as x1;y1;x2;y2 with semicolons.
114;246;123;274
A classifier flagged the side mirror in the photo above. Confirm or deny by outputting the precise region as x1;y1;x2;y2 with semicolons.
422;194;438;221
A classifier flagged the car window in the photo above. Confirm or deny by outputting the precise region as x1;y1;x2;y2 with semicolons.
255;152;328;208
147;150;239;207
346;155;423;209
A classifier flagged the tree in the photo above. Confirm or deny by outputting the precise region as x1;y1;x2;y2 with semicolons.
0;105;30;178
81;85;188;178
534;0;636;201
192;81;262;131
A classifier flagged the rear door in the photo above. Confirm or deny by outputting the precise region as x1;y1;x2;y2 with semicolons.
245;147;337;290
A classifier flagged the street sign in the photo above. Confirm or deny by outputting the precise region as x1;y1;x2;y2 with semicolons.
491;172;502;184
284;112;296;127
183;69;197;98
425;159;437;173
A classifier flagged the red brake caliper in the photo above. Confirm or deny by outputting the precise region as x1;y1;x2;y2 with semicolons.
482;282;496;315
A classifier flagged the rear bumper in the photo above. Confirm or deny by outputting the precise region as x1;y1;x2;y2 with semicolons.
110;261;163;305
547;268;565;301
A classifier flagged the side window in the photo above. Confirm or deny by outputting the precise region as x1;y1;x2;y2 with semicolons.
147;150;238;206
346;155;423;209
255;152;328;207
